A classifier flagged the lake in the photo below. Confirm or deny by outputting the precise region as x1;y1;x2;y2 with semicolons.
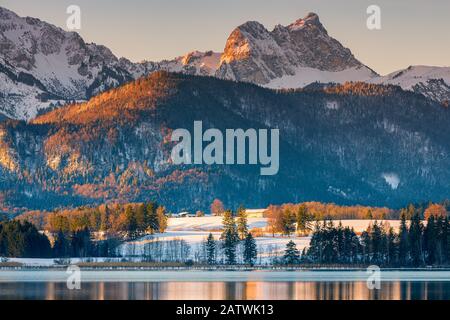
1;270;450;300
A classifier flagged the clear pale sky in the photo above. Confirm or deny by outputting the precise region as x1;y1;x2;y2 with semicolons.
2;0;449;75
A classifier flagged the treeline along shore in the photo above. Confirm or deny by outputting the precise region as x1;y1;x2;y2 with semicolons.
1;200;450;269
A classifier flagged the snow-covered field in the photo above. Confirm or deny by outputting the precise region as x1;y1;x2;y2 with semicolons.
167;216;401;233
119;218;401;263
167;216;267;231
2;219;401;266
119;230;310;264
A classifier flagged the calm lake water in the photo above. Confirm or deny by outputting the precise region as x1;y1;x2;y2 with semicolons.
1;270;450;300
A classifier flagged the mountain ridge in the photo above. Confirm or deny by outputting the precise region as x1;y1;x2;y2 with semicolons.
1;6;449;120
1;71;450;213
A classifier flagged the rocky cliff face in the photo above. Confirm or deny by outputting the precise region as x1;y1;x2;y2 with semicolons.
216;13;376;85
1;72;450;212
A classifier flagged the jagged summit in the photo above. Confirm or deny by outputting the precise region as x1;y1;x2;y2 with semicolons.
216;12;376;86
288;12;323;31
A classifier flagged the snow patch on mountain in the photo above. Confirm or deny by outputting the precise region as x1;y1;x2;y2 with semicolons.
265;66;375;89
216;12;377;86
370;66;450;103
382;173;400;190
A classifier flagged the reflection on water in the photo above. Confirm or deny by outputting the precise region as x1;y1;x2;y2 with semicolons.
1;281;450;300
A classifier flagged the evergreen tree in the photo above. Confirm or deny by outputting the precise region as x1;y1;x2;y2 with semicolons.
322;220;338;263
53;231;70;257
124;206;137;238
370;221;383;264
0;221;52;258
236;206;248;240
406;204;417;220
100;205;111;232
221;210;239;264
306;222;324;262
398;212;410;265
157;206;168;233
284;240;300;265
205;233;216;265
70;228;92;257
146;202;159;234
424;215;438;265
243;233;257;266
135;204;146;234
443;217;450;264
281;209;296;236
409;213;425;266
360;230;371;264
386;227;398;266
296;204;312;235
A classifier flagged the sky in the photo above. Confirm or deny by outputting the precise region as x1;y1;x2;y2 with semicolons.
2;0;449;75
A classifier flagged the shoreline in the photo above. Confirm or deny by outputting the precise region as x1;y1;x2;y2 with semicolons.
2;269;450;283
2;265;450;271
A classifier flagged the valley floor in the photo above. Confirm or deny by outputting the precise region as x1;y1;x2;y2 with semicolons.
1;218;403;267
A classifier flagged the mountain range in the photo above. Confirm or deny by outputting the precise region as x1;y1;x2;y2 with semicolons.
1;6;450;214
0;6;448;120
1;72;450;213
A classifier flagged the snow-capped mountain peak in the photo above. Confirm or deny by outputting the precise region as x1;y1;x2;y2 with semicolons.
0;5;137;119
370;65;450;103
215;12;377;86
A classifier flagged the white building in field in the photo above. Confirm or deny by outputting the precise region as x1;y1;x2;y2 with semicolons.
245;209;266;218
173;211;195;218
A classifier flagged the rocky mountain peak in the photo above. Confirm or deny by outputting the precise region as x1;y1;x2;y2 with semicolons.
288;12;323;31
216;12;373;85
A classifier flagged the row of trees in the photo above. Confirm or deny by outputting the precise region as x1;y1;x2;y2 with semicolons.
210;199;397;220
264;202;449;238
204;207;258;265
20;202;168;239
52;228;121;258
302;213;450;267
266;204;314;237
0;220;122;258
0;221;52;258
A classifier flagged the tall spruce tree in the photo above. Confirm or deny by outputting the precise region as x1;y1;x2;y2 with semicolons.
424;215;438;265
124;206;138;238
370;221;383;264
135;204;146;234
221;210;239;264
53;231;70;257
281;209;296;236
386;227;398;266
296;204;312;235
205;233;216;265
409;213;425;266
236;206;249;240
156;206;168;233
398;212;410;266
146;202;159;234
243;233;257;266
